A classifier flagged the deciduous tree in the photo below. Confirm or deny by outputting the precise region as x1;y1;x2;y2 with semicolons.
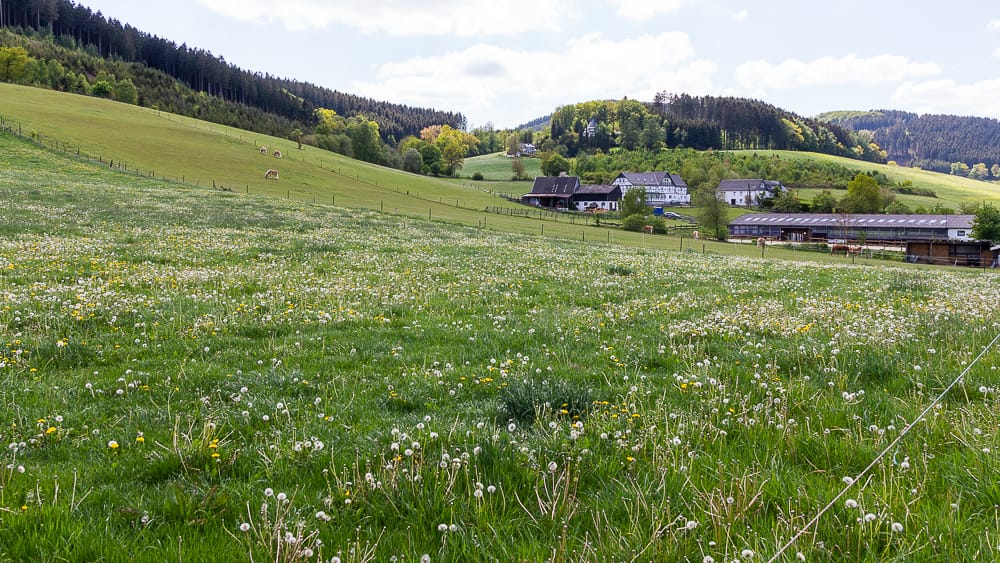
972;202;1000;241
540;153;570;176
839;173;882;213
0;46;30;83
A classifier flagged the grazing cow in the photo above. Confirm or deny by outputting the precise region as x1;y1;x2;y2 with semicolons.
264;169;279;180
757;237;766;248
643;225;654;234
273;149;283;159
692;230;699;240
260;146;268;155
831;244;851;255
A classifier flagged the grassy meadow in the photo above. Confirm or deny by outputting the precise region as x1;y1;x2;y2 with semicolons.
461;153;542;181
2;122;1000;563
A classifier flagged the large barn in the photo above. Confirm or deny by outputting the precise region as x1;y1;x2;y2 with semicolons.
729;213;975;243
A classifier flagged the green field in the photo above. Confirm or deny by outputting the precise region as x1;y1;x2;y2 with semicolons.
461;152;542;181
2;113;1000;562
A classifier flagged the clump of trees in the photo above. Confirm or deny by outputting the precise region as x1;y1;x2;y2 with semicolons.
397;125;479;176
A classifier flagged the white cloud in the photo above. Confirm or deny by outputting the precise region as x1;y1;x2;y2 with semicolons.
732;10;749;21
988;19;1000;31
349;32;716;127
612;0;689;20
195;0;571;35
995;47;1000;60
734;54;941;89
891;79;1000;118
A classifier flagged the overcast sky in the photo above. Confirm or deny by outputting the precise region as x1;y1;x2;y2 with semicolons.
79;0;1000;129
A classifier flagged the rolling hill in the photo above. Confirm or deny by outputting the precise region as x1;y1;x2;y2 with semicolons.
819;110;1000;175
3;83;1000;236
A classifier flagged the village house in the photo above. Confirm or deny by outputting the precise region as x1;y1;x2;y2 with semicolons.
717;179;786;207
611;172;690;206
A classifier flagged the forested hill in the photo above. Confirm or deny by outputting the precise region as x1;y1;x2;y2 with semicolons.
818;110;1000;175
650;93;885;163
0;0;464;141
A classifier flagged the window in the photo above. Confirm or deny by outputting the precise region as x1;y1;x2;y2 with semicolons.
958;230;966;236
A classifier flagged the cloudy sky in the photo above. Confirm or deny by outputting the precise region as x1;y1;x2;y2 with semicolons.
81;0;1000;129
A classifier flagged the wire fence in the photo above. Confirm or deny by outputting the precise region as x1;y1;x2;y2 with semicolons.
4;112;998;270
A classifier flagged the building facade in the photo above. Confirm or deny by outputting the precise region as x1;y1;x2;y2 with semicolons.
717;179;786;207
611;172;690;206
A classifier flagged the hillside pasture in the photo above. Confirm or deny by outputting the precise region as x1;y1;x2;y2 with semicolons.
462;152;542;181
1;129;1000;561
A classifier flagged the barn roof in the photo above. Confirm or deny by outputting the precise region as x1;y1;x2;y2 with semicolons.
730;213;974;229
528;176;580;195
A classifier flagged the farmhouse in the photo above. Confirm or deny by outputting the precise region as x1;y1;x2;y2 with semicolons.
729;213;975;243
611;172;690;206
572;184;622;212
717;179;786;207
521;176;581;209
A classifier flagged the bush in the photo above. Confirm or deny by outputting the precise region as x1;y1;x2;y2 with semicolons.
471;172;484;181
499;379;592;424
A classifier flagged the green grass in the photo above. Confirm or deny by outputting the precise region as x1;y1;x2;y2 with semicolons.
2;127;1000;561
461;152;542;181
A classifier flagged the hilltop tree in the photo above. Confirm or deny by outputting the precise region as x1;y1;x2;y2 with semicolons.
290;128;303;149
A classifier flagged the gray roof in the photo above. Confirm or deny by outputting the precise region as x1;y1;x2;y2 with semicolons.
618;171;677;186
730;213;974;229
575;184;620;196
669;174;688;188
529;176;580;195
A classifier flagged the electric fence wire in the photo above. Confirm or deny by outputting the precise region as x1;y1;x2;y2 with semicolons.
766;328;1000;563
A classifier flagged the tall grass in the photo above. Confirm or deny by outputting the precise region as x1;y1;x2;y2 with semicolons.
1;130;999;561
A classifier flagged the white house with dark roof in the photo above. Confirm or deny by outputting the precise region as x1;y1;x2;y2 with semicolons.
611;172;690;206
717;179;786;207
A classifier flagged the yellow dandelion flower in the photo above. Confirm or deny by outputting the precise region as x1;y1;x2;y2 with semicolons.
46;427;57;435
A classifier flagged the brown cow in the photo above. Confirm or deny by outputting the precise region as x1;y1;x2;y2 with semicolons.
264;169;279;180
643;225;654;234
273;149;283;159
259;146;268;155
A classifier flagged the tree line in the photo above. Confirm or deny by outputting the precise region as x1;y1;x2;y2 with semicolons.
532;95;886;164
820;110;1000;178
